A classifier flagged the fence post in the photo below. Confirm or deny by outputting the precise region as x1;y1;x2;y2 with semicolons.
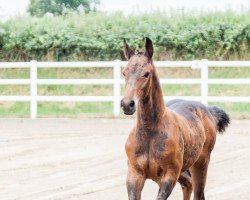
201;59;208;106
30;60;37;119
113;60;121;116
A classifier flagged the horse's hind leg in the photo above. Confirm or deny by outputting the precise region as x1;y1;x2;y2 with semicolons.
191;155;210;200
178;170;192;200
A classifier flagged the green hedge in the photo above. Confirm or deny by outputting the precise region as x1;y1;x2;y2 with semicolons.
0;11;250;61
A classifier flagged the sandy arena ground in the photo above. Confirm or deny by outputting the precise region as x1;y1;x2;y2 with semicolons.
0;118;250;200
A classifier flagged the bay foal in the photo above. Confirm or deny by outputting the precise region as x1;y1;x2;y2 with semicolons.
121;38;230;200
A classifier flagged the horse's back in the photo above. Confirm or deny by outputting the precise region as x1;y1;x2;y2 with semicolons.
166;99;213;123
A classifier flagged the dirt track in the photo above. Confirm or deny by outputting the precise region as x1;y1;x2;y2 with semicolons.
0;118;250;200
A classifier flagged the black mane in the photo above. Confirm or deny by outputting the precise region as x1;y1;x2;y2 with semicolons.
135;51;144;55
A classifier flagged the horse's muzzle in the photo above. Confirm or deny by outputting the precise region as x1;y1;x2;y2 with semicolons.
121;99;136;115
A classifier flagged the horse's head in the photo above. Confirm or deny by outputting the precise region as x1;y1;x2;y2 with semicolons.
121;37;154;115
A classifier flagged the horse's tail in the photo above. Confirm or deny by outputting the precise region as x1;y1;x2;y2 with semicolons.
208;106;230;134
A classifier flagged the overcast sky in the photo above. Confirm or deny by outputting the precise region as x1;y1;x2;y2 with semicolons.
0;0;250;20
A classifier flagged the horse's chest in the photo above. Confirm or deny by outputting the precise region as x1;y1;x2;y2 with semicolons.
129;136;169;179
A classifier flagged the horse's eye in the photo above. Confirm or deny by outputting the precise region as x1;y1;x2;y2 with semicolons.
143;72;150;78
122;72;125;76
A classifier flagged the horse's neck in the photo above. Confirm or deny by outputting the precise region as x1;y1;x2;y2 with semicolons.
137;67;166;126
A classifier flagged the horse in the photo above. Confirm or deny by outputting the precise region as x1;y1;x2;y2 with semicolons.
121;37;230;200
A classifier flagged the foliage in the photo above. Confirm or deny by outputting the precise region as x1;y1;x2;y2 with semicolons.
0;11;249;61
28;0;100;17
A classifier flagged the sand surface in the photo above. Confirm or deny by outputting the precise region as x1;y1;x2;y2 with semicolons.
0;118;250;200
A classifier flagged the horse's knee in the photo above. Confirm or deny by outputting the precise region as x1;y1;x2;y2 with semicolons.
126;167;146;200
178;170;192;200
193;191;205;200
156;179;175;200
179;170;192;188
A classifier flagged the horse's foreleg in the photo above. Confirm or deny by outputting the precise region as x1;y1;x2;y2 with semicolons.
156;175;177;200
126;166;145;200
178;170;193;200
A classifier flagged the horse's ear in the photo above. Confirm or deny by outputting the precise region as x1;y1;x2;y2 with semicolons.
144;37;153;59
123;38;134;60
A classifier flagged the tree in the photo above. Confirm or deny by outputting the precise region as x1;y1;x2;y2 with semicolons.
28;0;100;17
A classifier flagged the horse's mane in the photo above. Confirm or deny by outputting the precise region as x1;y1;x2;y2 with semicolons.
135;50;144;55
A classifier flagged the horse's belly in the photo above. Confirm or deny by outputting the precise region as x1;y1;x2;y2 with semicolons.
182;137;205;171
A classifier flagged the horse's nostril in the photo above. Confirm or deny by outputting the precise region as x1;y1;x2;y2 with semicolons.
129;100;135;108
120;100;124;108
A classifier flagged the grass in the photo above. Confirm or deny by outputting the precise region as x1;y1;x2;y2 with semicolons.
209;67;250;78
38;102;113;117
0;102;30;117
209;102;250;119
0;67;249;118
38;85;113;96
0;68;29;79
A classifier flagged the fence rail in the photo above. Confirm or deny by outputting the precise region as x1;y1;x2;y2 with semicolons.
0;60;250;118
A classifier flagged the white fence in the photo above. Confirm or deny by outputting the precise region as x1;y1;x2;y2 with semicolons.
0;60;250;118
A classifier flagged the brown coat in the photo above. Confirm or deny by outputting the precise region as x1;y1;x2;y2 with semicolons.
121;38;230;200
